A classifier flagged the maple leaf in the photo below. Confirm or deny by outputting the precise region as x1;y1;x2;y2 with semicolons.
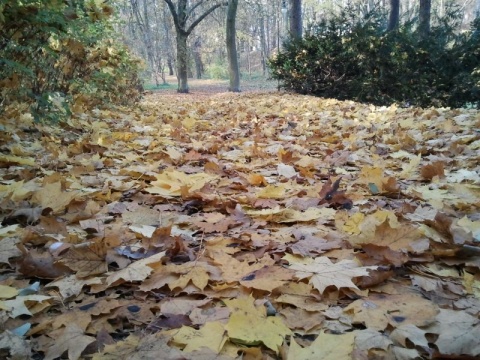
0;330;32;359
344;293;439;331
0;237;22;264
105;251;166;287
31;181;81;213
288;331;356;360
172;321;227;353
145;169;218;197
44;323;95;360
284;255;377;294
239;265;295;291
351;220;429;253
318;177;353;209
47;274;102;298
224;295;291;353
426;309;480;356
212;252;275;282
0;294;53;318
61;244;108;278
390;324;430;350
92;333;184;360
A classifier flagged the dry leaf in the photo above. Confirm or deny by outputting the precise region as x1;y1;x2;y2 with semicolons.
285;255;377;294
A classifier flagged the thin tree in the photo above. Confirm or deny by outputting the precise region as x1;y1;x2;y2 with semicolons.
387;0;400;31
163;0;226;93
289;0;302;40
419;0;431;38
130;0;161;86
226;0;240;92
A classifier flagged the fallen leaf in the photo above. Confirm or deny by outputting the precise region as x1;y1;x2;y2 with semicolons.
426;309;480;356
344;293;439;330
287;331;355;360
0;330;32;359
92;333;184;360
224;295;291;352
285;254;377;294
172;321;227;353
44;323;96;360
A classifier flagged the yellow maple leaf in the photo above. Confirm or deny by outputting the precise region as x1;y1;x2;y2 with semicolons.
224;295;291;352
287;331;356;360
145;169;218;197
44;323;95;360
256;184;286;199
31;181;81;213
285;255;377;294
172;321;227;353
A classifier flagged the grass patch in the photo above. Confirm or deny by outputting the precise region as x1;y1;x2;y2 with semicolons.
144;82;176;91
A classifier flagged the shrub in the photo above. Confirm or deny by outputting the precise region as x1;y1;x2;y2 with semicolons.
268;6;480;108
0;0;143;122
205;60;229;80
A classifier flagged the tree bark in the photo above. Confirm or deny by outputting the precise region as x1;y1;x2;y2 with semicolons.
289;0;302;40
226;0;240;92
176;31;189;92
193;36;203;79
258;11;267;74
387;0;400;31
163;0;227;93
419;0;431;39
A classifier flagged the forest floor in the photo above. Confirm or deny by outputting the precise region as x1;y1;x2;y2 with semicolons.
147;74;279;96
1;82;480;359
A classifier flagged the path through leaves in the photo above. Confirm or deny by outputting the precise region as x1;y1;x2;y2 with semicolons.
1;91;479;359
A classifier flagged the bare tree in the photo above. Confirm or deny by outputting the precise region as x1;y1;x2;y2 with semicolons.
163;0;227;93
129;0;165;85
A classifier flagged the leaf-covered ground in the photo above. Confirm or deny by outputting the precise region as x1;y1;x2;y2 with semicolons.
1;89;480;359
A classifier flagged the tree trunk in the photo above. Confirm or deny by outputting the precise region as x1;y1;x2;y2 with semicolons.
387;0;400;31
163;0;226;93
226;0;240;92
289;0;302;40
258;13;267;74
167;57;174;76
419;0;431;39
162;3;175;78
176;32;189;93
193;36;203;79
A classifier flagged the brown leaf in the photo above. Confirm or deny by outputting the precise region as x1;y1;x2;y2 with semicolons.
16;248;72;279
146;313;192;332
356;243;409;267
319;177;353;209
44;323;95;360
421;161;445;180
61;242;108;278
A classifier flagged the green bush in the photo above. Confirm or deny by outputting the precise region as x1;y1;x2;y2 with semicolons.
268;6;480;108
204;60;229;80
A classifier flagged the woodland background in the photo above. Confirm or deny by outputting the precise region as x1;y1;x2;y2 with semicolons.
1;0;480;118
1;1;480;360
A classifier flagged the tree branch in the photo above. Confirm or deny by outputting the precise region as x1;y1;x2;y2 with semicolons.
163;0;184;34
186;1;228;35
187;0;207;18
